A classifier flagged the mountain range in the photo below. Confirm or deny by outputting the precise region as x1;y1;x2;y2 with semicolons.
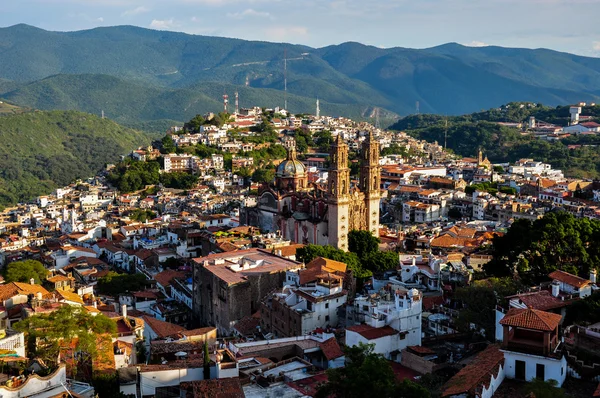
2;24;600;130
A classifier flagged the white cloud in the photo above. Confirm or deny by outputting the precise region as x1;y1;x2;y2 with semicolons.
466;40;489;47
97;17;104;22
121;6;150;17
263;26;309;42
593;41;600;51
150;18;180;29
227;8;271;19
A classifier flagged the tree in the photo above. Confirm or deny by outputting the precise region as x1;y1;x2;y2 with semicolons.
203;341;210;380
296;244;371;279
348;230;380;259
13;306;116;371
363;251;399;273
129;209;156;223
316;343;430;398
160;135;176;154
251;168;275;184
485;212;600;283
184;114;206;133
453;285;497;338
97;272;148;296
4;260;47;284
394;379;431;398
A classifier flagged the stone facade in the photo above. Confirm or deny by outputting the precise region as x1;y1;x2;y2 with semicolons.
192;249;302;335
246;133;382;251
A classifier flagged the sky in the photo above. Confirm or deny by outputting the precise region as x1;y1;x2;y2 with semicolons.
2;0;600;57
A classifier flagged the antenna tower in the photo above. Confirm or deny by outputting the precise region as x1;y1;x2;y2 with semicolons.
245;75;249;87
101;110;104;119
316;98;320;118
235;91;239;115
284;48;288;110
223;93;229;113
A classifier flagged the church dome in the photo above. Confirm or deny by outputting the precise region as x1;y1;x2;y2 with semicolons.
276;148;306;178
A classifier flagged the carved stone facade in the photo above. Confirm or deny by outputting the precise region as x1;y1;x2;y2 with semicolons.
245;133;382;251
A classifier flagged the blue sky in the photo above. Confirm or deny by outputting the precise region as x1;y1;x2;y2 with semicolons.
2;0;600;56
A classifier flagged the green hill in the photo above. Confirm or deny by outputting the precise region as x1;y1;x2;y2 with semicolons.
0;110;149;208
0;74;391;133
391;103;600;178
1;25;600;117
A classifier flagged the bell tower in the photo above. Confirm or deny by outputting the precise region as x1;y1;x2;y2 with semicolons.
327;134;351;251
360;132;382;236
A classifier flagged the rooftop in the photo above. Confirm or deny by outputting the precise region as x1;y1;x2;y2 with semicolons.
549;269;591;288
193;249;301;286
441;345;504;397
499;308;562;332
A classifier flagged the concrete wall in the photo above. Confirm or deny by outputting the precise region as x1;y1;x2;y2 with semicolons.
401;350;435;374
140;367;203;396
503;350;567;386
345;331;400;360
0;365;68;398
481;363;505;398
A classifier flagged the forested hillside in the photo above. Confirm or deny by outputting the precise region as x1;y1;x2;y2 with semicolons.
0;74;386;133
391;103;600;178
1;24;600;120
0;110;149;208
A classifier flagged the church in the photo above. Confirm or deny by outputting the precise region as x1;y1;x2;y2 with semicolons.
244;133;382;251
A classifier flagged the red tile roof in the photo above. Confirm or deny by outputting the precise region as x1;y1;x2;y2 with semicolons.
141;315;185;338
507;290;574;311
549;270;590;289
319;337;344;361
346;324;398;340
442;345;504;397
154;270;186;288
499;308;562;332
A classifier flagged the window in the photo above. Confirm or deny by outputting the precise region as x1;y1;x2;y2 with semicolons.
325;315;330;322
400;333;405;340
325;303;329;309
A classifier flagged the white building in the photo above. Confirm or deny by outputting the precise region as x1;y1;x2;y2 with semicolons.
499;308;567;387
345;288;422;361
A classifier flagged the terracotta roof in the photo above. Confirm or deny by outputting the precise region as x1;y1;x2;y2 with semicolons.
154;270;186;288
499;308;562;332
319;337;344;361
407;345;435;355
141;315;185;338
306;257;347;273
181;378;244;398
277;243;305;258
233;314;260;336
431;234;476;249
441;345;504;397
193;249;301;286
548;270;590;289
180;327;217;338
507;290;574;311
55;289;84;305
0;282;52;301
47;275;73;283
346;324;398;340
